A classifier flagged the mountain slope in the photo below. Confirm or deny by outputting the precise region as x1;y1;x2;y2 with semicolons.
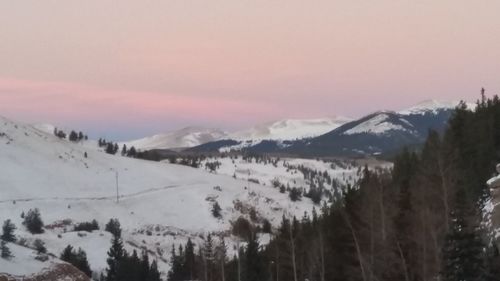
230;117;352;141
0;116;315;275
122;127;228;150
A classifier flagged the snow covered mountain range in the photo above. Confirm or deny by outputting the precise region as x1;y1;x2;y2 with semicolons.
123;117;352;150
122;100;473;155
188;100;476;157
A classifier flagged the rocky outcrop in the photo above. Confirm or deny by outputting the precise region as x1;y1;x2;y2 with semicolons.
486;164;500;232
0;263;90;281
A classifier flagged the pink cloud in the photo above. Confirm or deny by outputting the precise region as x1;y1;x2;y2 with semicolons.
0;77;285;131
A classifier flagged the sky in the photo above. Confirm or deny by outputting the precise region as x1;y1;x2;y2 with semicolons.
1;1;499;140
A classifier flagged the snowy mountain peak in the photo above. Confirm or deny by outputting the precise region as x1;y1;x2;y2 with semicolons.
342;112;414;136
123;127;228;150
398;99;472;115
230;116;353;141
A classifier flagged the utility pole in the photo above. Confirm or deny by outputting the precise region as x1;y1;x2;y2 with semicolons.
115;170;119;203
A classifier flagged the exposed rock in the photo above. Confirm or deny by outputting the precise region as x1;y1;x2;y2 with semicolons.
0;263;90;281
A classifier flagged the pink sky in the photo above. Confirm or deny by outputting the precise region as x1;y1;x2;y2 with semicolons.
1;1;499;140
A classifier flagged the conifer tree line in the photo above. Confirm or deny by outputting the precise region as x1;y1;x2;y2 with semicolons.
98;138;137;157
54;127;88;141
104;218;161;281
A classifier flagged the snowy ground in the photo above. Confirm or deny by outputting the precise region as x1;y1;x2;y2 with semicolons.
0;116;316;277
196;155;391;198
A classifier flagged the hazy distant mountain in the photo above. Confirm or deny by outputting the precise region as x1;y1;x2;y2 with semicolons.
124;117;352;150
190;100;475;157
230;117;352;141
122;127;228;150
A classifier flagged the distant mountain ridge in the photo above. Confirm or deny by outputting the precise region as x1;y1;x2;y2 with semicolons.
123;117;352;150
122;126;228;150
229;117;353;141
188;100;475;157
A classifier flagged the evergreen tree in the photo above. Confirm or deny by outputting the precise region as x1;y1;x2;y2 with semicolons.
184;238;197;280
60;245;92;277
23;208;44;234
140;250;150;281
121;144;127;156
105;219;122;238
243;234;267;281
203;234;215;281
69;130;78;141
212;202;222;218
1;240;12;259
106;234;125;281
33;239;46;254
168;245;182;281
442;189;484;281
106;143;116;154
75;248;92;278
149;260;161;281
1;219;16;242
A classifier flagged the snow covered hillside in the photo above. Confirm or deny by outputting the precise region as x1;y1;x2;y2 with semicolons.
0;242;89;281
195;156;390;197
0;116;317;277
122;126;228;150
342;112;416;136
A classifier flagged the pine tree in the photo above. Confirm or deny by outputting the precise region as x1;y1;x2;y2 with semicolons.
216;236;227;281
106;143;115;154
140;250;150;281
61;244;74;261
168;245;182;281
69;130;78;141
243;234;267;281
203;234;215;281
441;189;484;281
1;219;16;242
149;260;161;281
1;240;12;259
127;146;137;157
105;219;122;238
61;245;92;277
23;208;44;234
33;239;46;254
106;235;125;281
75;248;92;277
121;144;127;156
212;202;222;218
184;238;197;280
